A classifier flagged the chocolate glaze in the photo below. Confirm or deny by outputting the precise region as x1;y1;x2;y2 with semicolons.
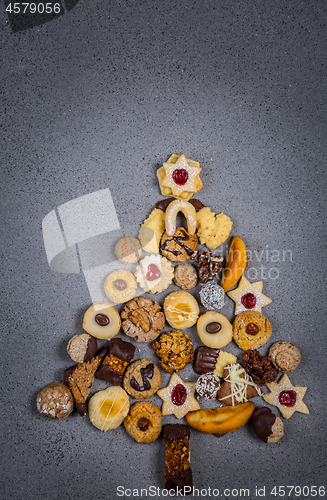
161;228;195;257
107;338;136;362
130;363;154;391
84;336;98;362
163;423;190;442
193;346;220;375
252;407;276;442
189;199;206;212
165;468;193;493
76;402;87;417
156;198;175;211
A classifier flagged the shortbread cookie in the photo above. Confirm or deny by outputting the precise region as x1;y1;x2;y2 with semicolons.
232;311;272;350
138;208;166;253
164;291;199;329
157;372;200;419
263;374;309;419
157;154;202;200
88;386;130;431
269;341;301;372
135;254;173;293
197;311;232;348
124;401;162;444
123;359;162;399
115;236;142;264
217;362;263;406
151;330;194;374
83;302;121;340
227;276;272;315
161;227;198;263
104;269;137;304
196;206;233;249
121;297;165;342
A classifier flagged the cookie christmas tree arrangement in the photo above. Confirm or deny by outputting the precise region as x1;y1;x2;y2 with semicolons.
37;154;309;493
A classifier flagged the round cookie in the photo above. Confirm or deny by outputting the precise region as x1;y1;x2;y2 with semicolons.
151;330;194;374
160;227;198;262
197;311;232;348
174;263;198;289
124;401;162;444
135;254;174;294
121;296;165;342
164;291;199;329
83;302;121;340
88;386;130;431
123;359;162;399
67;333;97;363
36;382;74;420
232;311;272;350
199;282;225;310
269;341;301;372
104;269;137;304
115;236;142;264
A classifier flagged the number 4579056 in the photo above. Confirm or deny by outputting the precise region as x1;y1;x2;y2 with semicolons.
6;3;62;14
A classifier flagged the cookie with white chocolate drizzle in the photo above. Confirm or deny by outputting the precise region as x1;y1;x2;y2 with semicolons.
217;362;263;406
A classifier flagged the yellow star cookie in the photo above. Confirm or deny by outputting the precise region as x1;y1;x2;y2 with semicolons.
227;276;272;315
157;154;202;200
157;372;200;419
263;374;309;419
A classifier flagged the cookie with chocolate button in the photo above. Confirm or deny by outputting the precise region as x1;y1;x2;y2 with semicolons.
123;359;162;399
104;269;137;304
124;401;162;443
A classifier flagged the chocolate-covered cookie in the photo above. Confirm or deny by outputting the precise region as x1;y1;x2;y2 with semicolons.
96;337;136;385
252;407;284;443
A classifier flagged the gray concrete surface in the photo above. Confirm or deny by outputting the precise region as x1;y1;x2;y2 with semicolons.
0;1;326;499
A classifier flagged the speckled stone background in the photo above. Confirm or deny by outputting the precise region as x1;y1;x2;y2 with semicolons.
1;1;326;499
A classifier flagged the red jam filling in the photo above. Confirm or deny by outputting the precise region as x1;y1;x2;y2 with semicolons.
241;292;257;309
171;384;187;406
146;264;161;281
172;168;189;185
278;390;297;407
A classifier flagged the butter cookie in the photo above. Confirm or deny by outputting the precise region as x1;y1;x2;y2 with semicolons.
123;359;162;399
124;401;162;444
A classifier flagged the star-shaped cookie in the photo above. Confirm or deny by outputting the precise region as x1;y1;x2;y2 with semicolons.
227;276;272;315
157;154;202;200
157;372;200;419
263;374;309;419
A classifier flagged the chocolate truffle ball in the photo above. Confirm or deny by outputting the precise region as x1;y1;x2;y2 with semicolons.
199;282;225;310
195;372;221;399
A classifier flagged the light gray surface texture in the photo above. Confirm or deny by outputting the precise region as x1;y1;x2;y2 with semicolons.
0;1;326;499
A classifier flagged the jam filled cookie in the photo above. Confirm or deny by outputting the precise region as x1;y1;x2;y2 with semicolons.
232;311;272;350
197;311;232;349
135;254;174;293
115;236;142;264
157;154;202;201
88;386;130;431
121;297;165;342
124;401;162;444
151;330;194;374
161;227;198;263
123;359;162;399
36;382;74;420
157;372;200;419
104;269;137;304
164;291;199;329
227;276;272;315
83;302;121;340
263;374;309;419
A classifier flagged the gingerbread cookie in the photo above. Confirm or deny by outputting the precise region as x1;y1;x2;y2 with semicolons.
124;401;162;443
135;254;173;293
160;227;198;263
217;362;263;406
151;330;194;373
232;311;272;350
121;297;165;342
104;269;137;304
123;359;162;399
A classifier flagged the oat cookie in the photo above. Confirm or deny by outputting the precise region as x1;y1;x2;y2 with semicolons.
104;269;137;304
115;236;142;264
124;401;162;444
123;359;162;399
232;311;272;350
160;227;198;263
121;296;165;342
151;330;194;373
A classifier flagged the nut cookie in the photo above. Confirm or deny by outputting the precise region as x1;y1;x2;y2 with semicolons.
232;311;272;350
36;382;74;420
160;227;198;263
123;359;162;399
121;297;165;342
124;401;162;443
173;263;198;290
151;330;194;374
269;341;301;372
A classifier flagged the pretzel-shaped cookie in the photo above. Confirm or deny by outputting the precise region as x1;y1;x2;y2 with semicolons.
165;200;197;236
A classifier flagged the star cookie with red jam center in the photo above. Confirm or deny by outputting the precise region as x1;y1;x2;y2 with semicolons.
263;374;309;419
157;154;202;200
227;276;272;315
157;372;200;419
